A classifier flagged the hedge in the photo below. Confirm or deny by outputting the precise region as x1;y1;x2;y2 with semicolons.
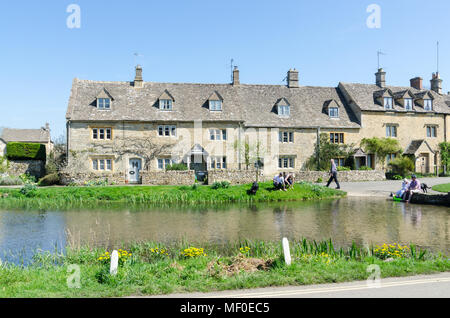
6;142;46;161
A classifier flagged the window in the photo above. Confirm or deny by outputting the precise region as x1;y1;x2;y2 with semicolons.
386;153;396;163
97;98;111;109
329;107;339;118
404;98;413;110
158;125;176;137
279;131;294;143
333;158;345;167
157;158;174;170
386;125;397;138
209;100;222;111
384;97;393;110
424;99;433;111
278;157;295;169
92;159;112;171
278;105;290;117
329;133;344;144
209;129;227;141
92;128;112;140
210;157;227;169
159;99;173;110
426;126;437;138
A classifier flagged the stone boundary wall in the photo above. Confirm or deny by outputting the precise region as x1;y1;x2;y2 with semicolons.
411;192;450;207
208;170;263;185
8;160;45;179
294;170;386;183
60;172;126;185
141;170;195;185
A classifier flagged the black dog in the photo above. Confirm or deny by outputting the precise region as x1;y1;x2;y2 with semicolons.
421;183;430;193
249;182;259;195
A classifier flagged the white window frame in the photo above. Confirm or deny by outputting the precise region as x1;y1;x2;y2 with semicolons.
159;99;173;111
210;129;227;141
424;99;433;111
278;105;290;117
386;125;397;138
404;98;413;110
92;128;112;140
97;98;111;110
158;125;177;137
92;158;113;171
279;131;294;143
157;158;174;170
209;100;222;111
384;97;393;110
329;107;339;118
210;156;227;170
278;156;295;169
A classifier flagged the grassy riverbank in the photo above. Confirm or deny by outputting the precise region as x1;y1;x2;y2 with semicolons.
432;183;450;193
0;182;345;210
0;239;448;298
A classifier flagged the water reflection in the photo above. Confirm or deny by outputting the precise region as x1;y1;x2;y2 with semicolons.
0;197;448;264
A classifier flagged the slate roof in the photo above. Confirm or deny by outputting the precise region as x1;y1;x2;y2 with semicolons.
0;128;50;143
66;79;360;129
339;83;450;114
404;140;435;155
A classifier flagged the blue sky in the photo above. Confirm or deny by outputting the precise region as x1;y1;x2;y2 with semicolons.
1;0;449;138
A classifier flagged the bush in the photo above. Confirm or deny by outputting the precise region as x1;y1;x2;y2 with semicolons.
337;166;351;171
0;156;9;174
20;183;37;197
388;156;415;177
358;166;373;171
166;163;188;171
6;142;46;161
0;175;23;186
38;173;60;186
315;177;323;183
211;181;230;189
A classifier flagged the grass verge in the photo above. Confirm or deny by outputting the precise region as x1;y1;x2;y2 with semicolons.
0;239;448;298
432;183;450;193
0;182;345;210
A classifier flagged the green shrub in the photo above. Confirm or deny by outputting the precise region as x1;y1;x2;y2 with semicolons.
388;156;415;177
19;174;36;184
0;175;23;186
165;163;188;171
315;177;323;183
38;173;60;186
337;166;351;171
358;166;373;171
6;142;46;161
20;183;37;197
211;181;231;189
0;156;9;174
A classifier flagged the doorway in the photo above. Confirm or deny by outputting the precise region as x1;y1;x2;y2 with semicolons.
129;158;142;183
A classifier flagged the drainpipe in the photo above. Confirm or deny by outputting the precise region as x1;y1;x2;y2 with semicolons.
316;126;321;170
238;122;243;170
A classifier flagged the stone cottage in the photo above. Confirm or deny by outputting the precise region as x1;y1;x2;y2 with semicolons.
65;66;450;184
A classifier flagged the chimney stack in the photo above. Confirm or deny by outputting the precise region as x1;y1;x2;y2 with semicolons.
375;68;386;87
45;123;50;131
287;69;299;88
410;77;423;90
134;65;143;88
232;66;240;85
430;72;443;94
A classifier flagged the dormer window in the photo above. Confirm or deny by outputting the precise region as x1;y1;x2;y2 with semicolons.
329;107;339;118
97;98;111;109
278;105;290;117
159;99;173;111
209;100;222;111
404;98;413;111
384;97;393;110
424;99;433;111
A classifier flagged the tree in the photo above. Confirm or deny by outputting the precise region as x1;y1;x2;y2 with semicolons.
388;156;415;177
360;137;402;169
439;142;450;175
305;133;354;171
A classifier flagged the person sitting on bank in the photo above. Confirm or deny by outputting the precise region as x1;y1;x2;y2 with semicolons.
326;159;341;189
285;173;295;189
403;175;421;203
392;178;409;198
273;173;286;191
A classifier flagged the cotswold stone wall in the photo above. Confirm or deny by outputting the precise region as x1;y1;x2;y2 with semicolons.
60;172;126;185
141;170;195;185
208;170;263;185
295;170;386;183
8;160;45;179
410;192;450;207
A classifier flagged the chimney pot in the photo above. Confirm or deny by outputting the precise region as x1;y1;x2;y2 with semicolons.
410;77;423;90
287;69;299;88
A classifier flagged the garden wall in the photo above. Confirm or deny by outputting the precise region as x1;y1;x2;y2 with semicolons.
208;170;263;185
141;170;195;185
60;172;126;186
410;192;450;207
295;170;386;182
8;160;45;179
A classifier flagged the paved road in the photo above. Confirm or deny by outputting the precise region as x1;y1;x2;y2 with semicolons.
147;272;450;298
339;177;450;198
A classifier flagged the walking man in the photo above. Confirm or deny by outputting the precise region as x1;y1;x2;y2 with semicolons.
326;159;341;189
